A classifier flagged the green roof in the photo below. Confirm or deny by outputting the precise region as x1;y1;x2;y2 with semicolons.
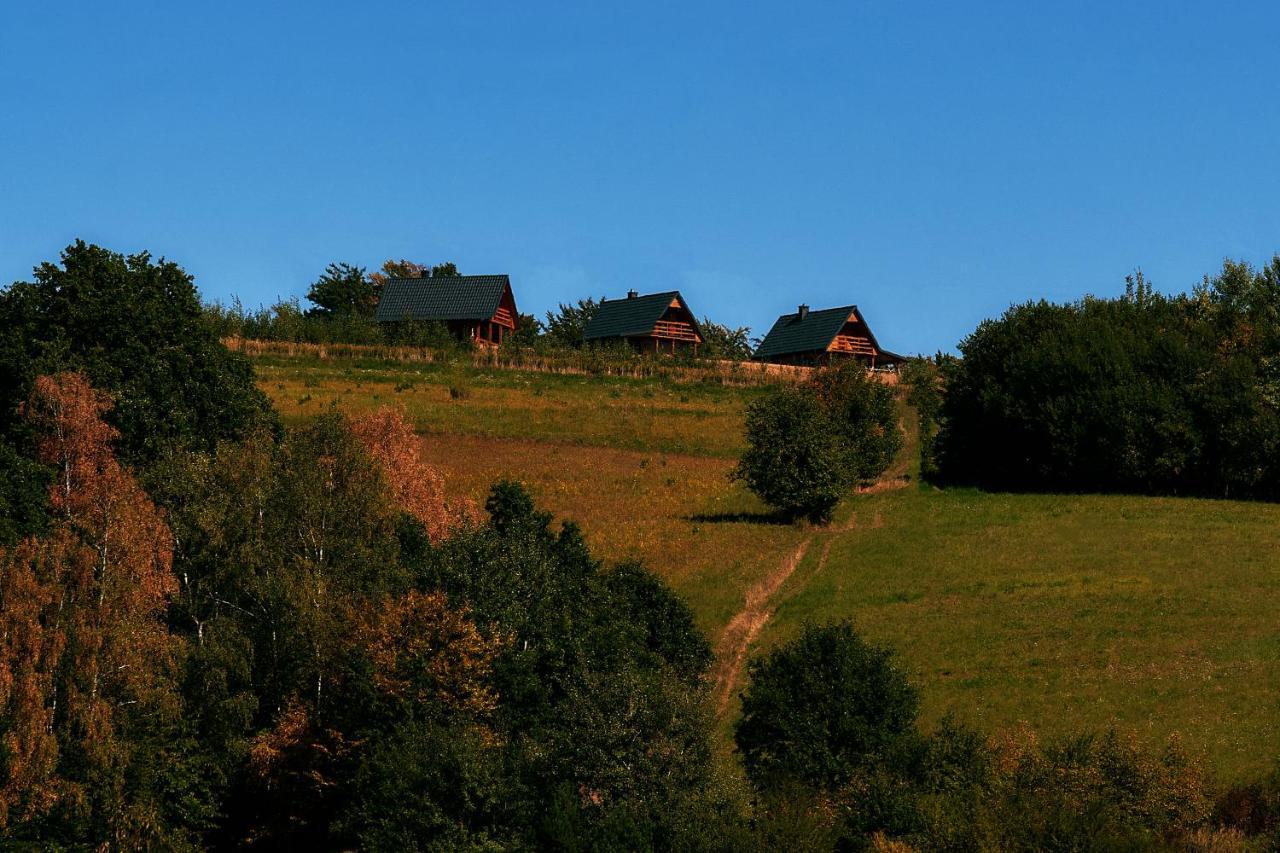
375;275;512;322
753;304;905;361
582;290;700;340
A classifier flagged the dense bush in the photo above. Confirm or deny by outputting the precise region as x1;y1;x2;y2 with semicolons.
735;363;901;522
899;356;946;482
807;362;903;482
734;387;847;521
204;296;465;351
543;296;601;348
884;726;1216;850
698;317;753;360
936;261;1280;498
733;623;1230;850
735;622;919;791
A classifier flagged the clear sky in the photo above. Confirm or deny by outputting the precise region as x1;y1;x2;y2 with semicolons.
2;1;1277;353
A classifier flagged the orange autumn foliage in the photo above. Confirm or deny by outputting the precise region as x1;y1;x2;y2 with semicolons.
359;589;506;717
348;406;467;541
28;373;176;610
0;534;70;826
0;373;179;832
245;591;504;829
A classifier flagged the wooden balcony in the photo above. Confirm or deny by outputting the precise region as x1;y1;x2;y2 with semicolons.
652;320;701;342
829;335;877;356
493;306;516;328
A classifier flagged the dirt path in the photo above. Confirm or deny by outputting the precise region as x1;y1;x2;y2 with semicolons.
709;508;873;715
710;535;815;713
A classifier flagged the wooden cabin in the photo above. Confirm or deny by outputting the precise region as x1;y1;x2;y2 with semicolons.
753;304;906;368
583;290;703;354
374;275;518;347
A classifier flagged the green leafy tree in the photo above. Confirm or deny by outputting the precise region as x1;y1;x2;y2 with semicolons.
605;561;713;684
150;414;412;847
305;262;378;318
735;365;900;523
544;297;600;348
733;387;848;523
342;720;520;852
899;355;948;481
413;481;721;847
698;317;753;360
808;361;903;482
0;241;276;467
0;443;51;545
734;621;919;792
368;259;461;284
506;312;545;347
936;257;1280;498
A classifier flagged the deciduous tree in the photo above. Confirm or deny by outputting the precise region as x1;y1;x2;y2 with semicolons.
0;241;275;466
348;406;458;542
305;262;378;318
0;372;191;846
735;621;919;792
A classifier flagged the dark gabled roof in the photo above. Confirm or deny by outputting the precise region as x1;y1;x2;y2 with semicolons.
374;275;511;322
753;304;906;361
753;305;857;358
583;290;701;340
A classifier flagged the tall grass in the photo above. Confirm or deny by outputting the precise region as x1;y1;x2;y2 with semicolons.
227;336;816;387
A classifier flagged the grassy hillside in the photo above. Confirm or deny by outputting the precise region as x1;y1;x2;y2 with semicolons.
761;487;1280;778
254;352;766;457
252;348;1280;779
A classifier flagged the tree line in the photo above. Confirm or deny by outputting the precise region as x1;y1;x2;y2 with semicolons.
925;260;1280;500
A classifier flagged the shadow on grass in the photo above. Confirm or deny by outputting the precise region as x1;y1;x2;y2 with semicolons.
685;509;794;526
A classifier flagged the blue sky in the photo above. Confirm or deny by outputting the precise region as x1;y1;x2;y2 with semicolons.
2;1;1277;353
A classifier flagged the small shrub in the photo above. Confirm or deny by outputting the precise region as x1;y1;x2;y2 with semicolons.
735;621;919;791
807;362;903;483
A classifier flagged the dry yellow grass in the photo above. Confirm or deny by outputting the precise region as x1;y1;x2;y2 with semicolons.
415;432;810;639
256;357;760;458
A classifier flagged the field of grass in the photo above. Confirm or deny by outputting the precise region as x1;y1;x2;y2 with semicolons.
251;348;1280;780
415;432;810;639
762;487;1280;777
254;352;765;458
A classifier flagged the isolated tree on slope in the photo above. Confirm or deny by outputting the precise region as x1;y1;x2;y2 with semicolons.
735;621;919;792
734;387;846;523
735;363;901;523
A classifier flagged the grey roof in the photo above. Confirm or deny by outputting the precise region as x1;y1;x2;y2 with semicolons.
375;275;512;322
753;304;905;361
583;290;702;340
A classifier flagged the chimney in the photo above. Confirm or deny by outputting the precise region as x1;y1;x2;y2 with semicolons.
798;304;809;320
627;289;638;299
